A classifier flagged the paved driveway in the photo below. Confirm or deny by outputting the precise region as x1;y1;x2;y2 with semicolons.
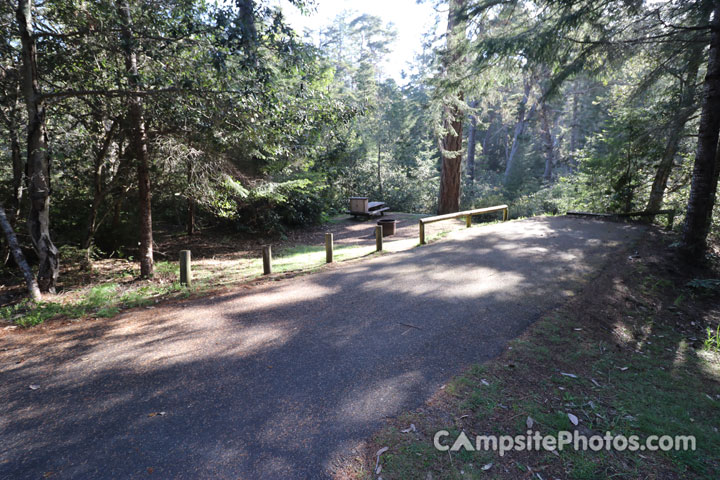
0;217;644;479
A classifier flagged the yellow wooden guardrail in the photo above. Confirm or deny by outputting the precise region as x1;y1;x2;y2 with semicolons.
419;205;508;245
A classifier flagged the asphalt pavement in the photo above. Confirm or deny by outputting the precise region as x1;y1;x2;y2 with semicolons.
0;216;645;479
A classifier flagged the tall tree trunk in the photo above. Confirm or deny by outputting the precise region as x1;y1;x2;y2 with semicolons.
504;77;536;183
1;100;25;266
186;160;194;236
377;143;383;198
539;101;556;182
437;0;466;214
16;0;59;293
682;4;720;256
466;100;478;187
0;205;41;301
83;121;118;249
117;0;153;277
9;103;24;222
646;46;704;213
568;85;580;170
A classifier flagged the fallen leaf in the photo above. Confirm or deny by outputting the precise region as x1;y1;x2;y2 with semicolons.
147;412;166;418
376;464;382;475
526;416;534;429
480;379;490;386
29;385;39;390
560;372;577;378
482;463;493;471
568;413;579;426
375;446;388;472
619;367;629;371
591;378;601;387
401;424;416;433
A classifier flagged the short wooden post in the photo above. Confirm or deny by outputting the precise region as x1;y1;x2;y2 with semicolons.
667;211;675;230
325;233;333;263
503;208;508;221
419;220;425;245
465;214;472;228
375;225;383;251
262;245;272;275
179;250;192;285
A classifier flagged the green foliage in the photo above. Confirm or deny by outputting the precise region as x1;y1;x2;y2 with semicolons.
1;0;718;294
233;179;328;235
1;282;188;327
705;325;720;353
686;278;720;294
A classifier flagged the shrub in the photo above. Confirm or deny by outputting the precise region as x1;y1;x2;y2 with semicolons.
235;179;328;235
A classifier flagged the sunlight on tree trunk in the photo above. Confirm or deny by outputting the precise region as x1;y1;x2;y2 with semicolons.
539;100;556;182
117;0;154;278
466;100;478;188
438;0;466;215
16;0;59;293
0;206;41;301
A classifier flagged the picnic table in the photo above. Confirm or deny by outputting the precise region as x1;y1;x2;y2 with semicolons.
347;197;389;218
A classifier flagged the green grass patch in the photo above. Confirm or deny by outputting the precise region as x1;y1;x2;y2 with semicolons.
5;242;379;327
2;281;191;327
360;247;720;479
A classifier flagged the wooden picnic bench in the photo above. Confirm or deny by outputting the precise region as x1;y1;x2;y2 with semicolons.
347;197;390;218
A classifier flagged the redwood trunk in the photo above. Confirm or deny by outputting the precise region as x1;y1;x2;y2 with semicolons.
682;4;720;256
437;0;466;214
16;0;59;293
117;0;154;277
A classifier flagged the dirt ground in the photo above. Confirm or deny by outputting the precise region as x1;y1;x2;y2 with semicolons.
0;212;475;309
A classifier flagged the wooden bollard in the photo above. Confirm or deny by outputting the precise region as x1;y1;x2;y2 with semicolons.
325;233;333;263
419;220;425;245
375;225;383;251
466;215;472;228
503;208;508;222
262;245;272;275
179;250;192;285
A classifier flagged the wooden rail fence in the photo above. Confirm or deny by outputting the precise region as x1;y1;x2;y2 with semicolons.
419;205;509;245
